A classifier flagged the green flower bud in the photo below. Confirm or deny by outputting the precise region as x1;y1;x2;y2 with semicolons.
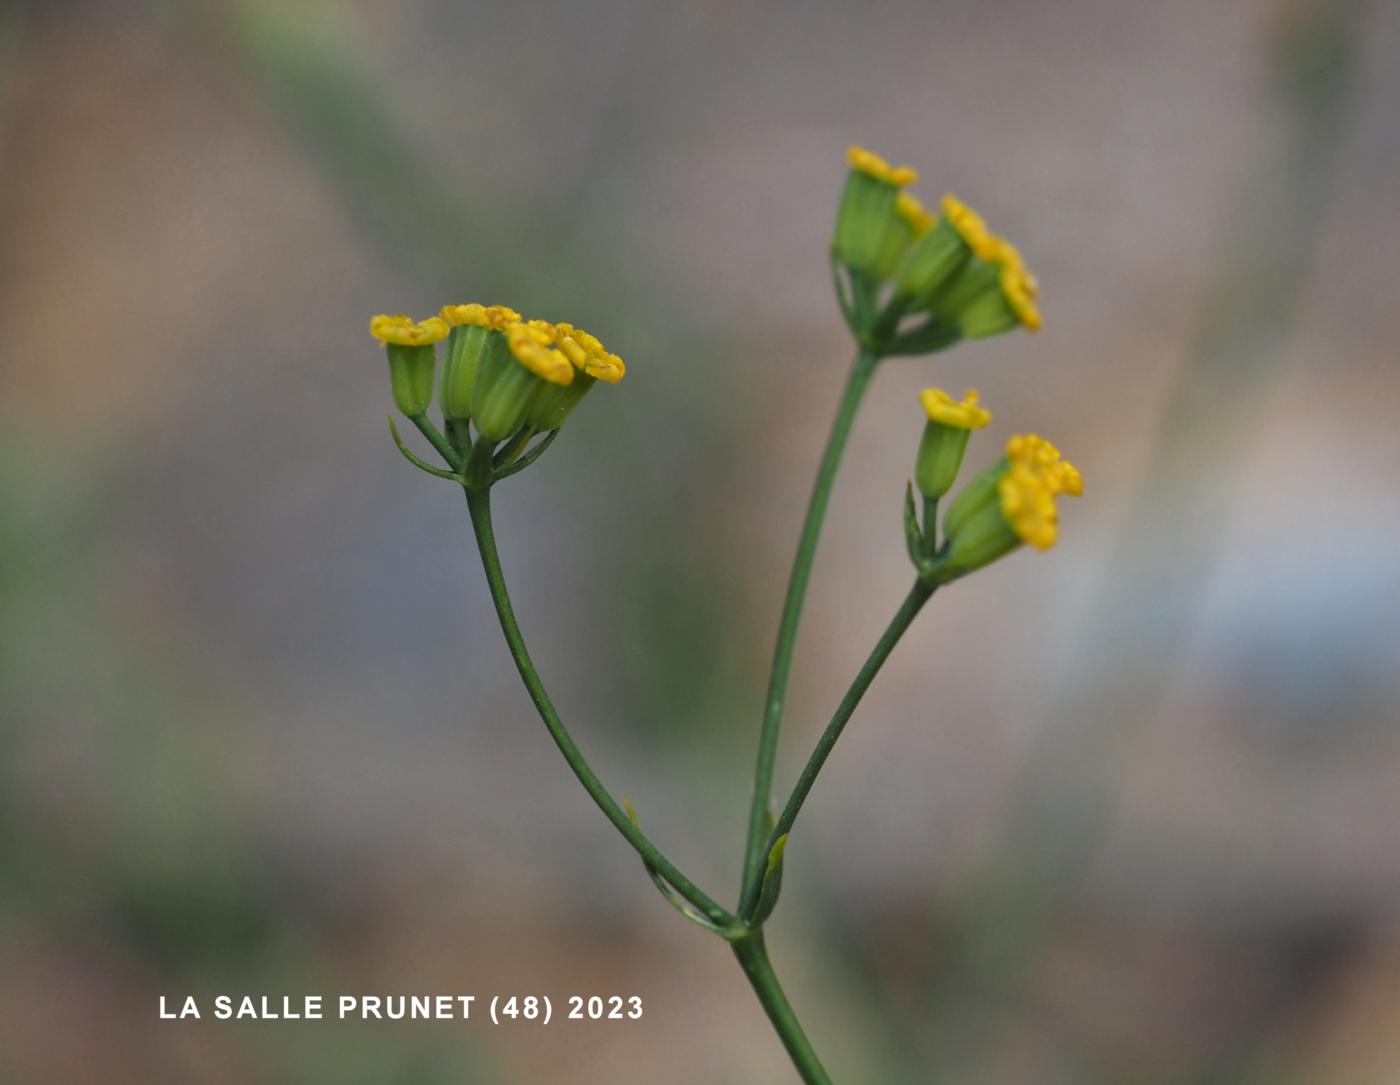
905;196;1042;339
939;461;1023;581
526;373;595;433
941;456;1008;544
387;344;436;417
370;314;449;417
831;146;922;281
438;304;523;423
937;434;1084;582
914;388;991;500
469;321;573;442
520;322;623;434
895;215;973;302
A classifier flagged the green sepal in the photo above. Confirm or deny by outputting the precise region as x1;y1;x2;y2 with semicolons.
750;834;789;926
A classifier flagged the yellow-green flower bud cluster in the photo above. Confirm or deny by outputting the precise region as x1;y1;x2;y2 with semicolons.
370;303;625;448
831;146;1042;351
935;432;1083;581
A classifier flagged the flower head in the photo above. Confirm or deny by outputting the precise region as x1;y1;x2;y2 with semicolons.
372;314;448;416
833;146;925;287
440;303;522;330
914;388;991;501
935;432;1083;577
370;313;450;346
895;190;935;236
919;387;991;430
847;145;918;187
557;323;626;383
893;195;1042;339
939;195;996;261
997;463;1058;550
504;321;575;386
990;240;1042;331
1006;433;1082;495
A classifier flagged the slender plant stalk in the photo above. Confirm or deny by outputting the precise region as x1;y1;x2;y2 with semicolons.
752;581;933;907
465;488;733;928
740;349;880;907
461;350;930;1083
409;413;463;470
732;933;834;1085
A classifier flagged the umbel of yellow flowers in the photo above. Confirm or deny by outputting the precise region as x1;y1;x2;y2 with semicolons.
936;430;1083;579
370;305;625;446
832;145;1041;350
906;387;1083;582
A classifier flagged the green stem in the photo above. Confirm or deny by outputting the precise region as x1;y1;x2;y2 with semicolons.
732;933;834;1085
746;581;933;919
409;413;463;470
465;487;733;928
921;494;939;558
740;349;879;907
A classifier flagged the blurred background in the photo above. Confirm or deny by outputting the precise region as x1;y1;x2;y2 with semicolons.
2;0;1399;1081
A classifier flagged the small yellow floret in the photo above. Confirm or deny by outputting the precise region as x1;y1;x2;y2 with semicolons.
847;145;918;187
998;463;1058;551
1007;433;1083;497
989;240;1042;330
939;200;1043;328
939;194;997;260
586;352;626;382
370;313;449;346
505;321;574;386
439;303;522;330
919;387;991;429
895;190;935;235
557;322;627;383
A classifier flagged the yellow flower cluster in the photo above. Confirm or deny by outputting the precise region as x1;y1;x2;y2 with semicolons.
556;323;627;383
847;145;919;187
440;303;522;330
895;190;935;235
997;434;1084;550
1006;433;1083;496
998;464;1059;551
504;319;628;387
370;314;450;346
940;195;1042;332
919;388;991;430
374;305;627;390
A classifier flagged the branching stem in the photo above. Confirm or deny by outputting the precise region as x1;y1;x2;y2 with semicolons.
739;349;879;907
465;487;733;928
